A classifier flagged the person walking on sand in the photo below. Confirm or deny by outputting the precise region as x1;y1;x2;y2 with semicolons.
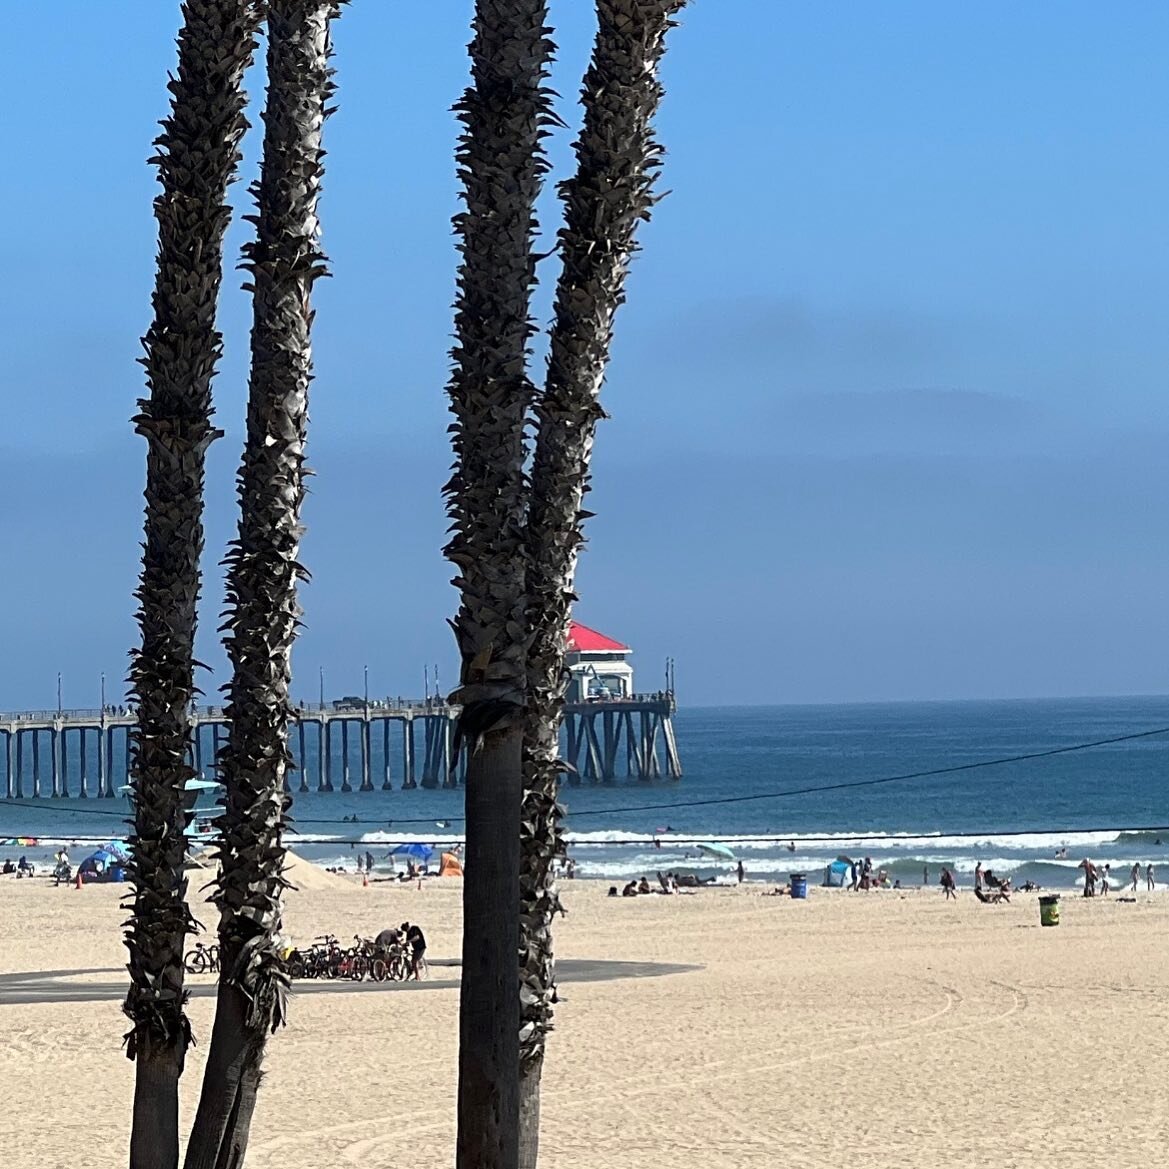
940;867;957;900
974;861;984;892
1130;862;1141;893
922;865;929;886
1147;863;1155;892
849;859;859;891
736;860;745;884
1100;864;1111;895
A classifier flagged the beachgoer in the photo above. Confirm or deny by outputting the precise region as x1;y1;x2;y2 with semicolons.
1100;864;1111;895
1147;863;1155;892
637;876;651;895
1130;862;1140;893
622;880;638;897
974;861;984;892
849;860;859;892
374;926;403;951
922;865;929;886
940;867;957;899
736;860;745;885
403;921;427;980
787;841;796;853
356;855;365;873
861;857;873;890
365;850;375;874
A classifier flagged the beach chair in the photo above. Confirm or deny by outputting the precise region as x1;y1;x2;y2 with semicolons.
974;887;1007;905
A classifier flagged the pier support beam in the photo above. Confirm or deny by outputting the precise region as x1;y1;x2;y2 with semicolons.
340;720;352;792
54;726;68;797
360;718;373;791
401;717;416;789
441;718;456;789
322;720;334;792
4;731;13;799
381;719;392;790
31;730;41;798
297;721;309;793
79;729;89;798
317;720;326;792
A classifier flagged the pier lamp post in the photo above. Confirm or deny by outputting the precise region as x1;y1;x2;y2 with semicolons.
319;666;325;710
363;664;369;715
57;672;62;715
100;673;106;713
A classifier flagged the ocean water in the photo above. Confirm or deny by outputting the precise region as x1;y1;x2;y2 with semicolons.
3;696;1168;889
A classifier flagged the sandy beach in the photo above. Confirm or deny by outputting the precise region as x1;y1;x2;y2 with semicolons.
2;869;1167;1168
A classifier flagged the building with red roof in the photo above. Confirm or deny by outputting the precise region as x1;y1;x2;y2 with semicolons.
565;621;633;701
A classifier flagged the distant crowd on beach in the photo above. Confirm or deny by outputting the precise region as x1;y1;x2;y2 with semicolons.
1078;858;1155;897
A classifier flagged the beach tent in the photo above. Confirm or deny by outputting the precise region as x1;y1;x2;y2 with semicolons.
79;847;127;882
439;852;463;877
823;859;850;887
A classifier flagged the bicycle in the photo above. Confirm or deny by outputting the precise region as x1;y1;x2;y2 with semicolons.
183;941;220;974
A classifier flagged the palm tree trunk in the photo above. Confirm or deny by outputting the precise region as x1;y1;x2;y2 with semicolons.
519;5;687;1165
444;5;553;1168
182;4;342;1166
123;6;261;1169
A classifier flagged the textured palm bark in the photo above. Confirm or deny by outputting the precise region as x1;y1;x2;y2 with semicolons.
183;4;343;1165
123;6;261;1169
519;5;687;1165
444;4;554;1167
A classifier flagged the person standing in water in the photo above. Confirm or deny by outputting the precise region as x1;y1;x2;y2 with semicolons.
736;860;745;884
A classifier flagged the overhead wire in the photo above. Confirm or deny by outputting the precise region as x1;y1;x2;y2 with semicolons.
3;725;1166;835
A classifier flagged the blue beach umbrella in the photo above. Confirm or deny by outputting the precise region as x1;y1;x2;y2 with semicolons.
391;843;434;862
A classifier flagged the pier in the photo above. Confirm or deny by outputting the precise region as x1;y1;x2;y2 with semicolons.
0;693;681;799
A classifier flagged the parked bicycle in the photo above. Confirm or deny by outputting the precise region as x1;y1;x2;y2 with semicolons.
183;941;220;974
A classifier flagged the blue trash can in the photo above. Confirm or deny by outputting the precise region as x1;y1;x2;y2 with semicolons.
790;873;808;899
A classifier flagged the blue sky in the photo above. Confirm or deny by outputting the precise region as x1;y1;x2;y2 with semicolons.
1;2;1167;708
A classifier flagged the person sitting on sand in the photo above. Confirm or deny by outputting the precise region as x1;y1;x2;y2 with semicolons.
622;880;639;897
940;867;957;899
637;876;652;895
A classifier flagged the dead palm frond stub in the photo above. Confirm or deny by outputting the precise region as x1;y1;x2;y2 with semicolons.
122;4;262;1169
181;4;344;1168
443;2;555;1166
519;3;687;1164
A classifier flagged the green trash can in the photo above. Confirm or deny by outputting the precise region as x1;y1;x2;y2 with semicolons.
1039;894;1060;927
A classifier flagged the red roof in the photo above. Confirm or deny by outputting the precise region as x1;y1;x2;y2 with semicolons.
567;621;629;653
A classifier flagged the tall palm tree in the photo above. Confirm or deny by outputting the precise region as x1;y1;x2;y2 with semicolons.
444;3;553;1166
123;5;261;1169
519;4;687;1164
182;4;343;1167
